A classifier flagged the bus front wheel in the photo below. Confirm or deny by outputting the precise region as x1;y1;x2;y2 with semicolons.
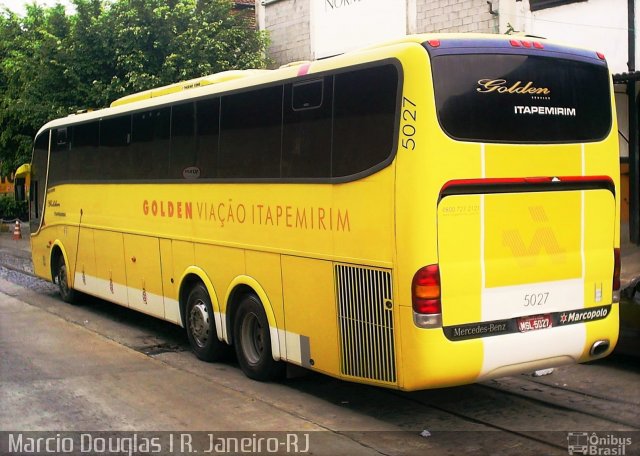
233;295;284;381
56;255;76;304
185;284;230;362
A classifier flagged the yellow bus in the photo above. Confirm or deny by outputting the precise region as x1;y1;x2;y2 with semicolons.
25;34;620;390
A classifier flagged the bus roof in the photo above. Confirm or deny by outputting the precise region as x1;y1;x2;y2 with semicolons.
109;70;272;108
35;33;608;138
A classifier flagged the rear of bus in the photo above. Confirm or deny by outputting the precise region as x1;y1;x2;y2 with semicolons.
395;35;619;390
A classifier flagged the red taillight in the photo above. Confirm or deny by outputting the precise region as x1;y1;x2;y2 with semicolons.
597;52;606;60
613;248;621;292
414;298;441;315
427;39;441;48
509;39;543;49
412;265;441;315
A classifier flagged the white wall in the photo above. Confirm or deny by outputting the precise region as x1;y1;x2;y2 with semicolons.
501;0;631;75
310;0;406;59
615;87;630;157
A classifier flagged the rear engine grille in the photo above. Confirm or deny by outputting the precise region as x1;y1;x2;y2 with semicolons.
335;264;396;384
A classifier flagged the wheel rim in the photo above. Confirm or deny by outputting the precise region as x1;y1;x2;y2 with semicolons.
58;264;69;297
189;299;210;348
240;312;264;365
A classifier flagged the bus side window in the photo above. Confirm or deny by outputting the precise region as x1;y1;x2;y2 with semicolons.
219;86;282;178
132;108;170;179
56;127;67;146
30;131;49;233
170;101;197;179
49;127;69;186
196;98;220;179
332;64;398;178
292;79;324;111
282;77;332;178
100;115;132;180
71;121;100;181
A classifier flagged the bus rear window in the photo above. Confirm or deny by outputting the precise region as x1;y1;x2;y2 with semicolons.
431;54;611;143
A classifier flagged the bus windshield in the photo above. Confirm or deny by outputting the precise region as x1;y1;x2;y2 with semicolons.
431;53;612;143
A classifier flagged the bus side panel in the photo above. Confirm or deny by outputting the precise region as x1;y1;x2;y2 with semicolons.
123;234;164;318
92;230;127;306
245;251;285;353
584;101;621;250
172;240;195;289
281;256;339;372
583;191;616;306
393;45;441;311
73;227;97;295
398;306;483;390
159;239;180;325
582;190;618;359
31;228;52;281
194;243;243;340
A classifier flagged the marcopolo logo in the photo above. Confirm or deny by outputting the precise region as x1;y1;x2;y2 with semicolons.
559;307;609;325
567;432;632;455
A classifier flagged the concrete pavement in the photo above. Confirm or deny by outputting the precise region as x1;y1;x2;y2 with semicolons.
0;281;434;454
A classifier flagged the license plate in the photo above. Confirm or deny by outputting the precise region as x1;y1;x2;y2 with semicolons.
517;314;552;332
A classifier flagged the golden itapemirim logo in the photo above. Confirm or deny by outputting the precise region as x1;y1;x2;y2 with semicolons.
476;79;551;95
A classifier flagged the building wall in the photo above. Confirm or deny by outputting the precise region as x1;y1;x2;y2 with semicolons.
416;0;500;34
500;0;629;74
259;0;631;75
259;0;500;67
260;0;311;67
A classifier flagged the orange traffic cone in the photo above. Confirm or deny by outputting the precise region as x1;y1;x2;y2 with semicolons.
12;220;22;240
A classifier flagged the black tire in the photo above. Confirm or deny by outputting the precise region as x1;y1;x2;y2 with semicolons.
233;294;285;381
56;255;77;304
185;284;230;362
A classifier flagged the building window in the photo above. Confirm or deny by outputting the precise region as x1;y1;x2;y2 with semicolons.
529;0;587;12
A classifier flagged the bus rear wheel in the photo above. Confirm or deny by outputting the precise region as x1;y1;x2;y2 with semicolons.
185;284;230;362
56;255;76;304
233;294;284;381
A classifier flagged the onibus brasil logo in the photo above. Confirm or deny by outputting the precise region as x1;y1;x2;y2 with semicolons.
567;432;632;455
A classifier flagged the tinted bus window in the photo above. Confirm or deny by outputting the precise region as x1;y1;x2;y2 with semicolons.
100;115;131;180
70;121;100;180
30;132;49;233
171;102;197;179
220;86;282;178
282;77;332;178
431;54;612;143
196;98;220;179
292;79;324;110
132;107;170;179
49;128;69;186
332;64;398;178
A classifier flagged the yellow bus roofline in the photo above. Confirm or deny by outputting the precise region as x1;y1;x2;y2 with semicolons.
15;163;31;178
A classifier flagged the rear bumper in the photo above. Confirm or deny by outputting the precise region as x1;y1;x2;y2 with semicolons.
396;304;619;391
